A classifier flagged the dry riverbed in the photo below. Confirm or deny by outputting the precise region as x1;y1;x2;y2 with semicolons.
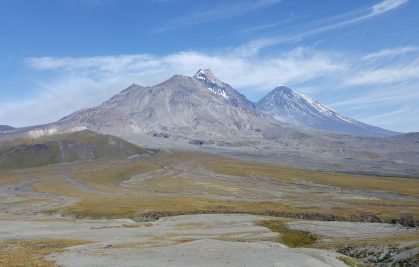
0;151;418;266
0;214;392;267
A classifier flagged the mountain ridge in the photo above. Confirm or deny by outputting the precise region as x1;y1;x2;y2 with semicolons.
0;125;15;132
256;86;397;137
3;69;396;138
193;69;256;110
0;69;418;178
54;72;273;141
0;130;146;169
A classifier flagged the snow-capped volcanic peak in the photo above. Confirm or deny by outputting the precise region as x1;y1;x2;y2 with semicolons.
256;86;396;136
193;69;229;99
265;86;353;123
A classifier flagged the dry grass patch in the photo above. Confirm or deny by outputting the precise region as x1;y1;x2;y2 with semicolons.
0;169;26;186
11;198;49;204
26;151;418;223
314;231;419;250
74;159;160;192
33;178;89;199
32;175;293;219
0;239;92;267
256;220;317;248
362;151;380;159
136;175;254;196
33;176;416;223
56;195;294;219
188;151;419;197
173;238;196;244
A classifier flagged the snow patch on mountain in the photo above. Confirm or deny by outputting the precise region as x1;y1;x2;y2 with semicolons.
193;69;229;100
257;86;396;137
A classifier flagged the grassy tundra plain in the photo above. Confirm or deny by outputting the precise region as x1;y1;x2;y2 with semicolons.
2;150;418;222
1;150;418;266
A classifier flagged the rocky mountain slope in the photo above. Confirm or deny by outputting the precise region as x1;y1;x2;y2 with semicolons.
0;125;15;132
0;70;396;141
0;70;418;177
193;69;255;110
55;72;275;140
0;130;146;169
257;86;396;137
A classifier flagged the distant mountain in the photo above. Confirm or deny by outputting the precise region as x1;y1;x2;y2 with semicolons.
57;71;274;140
0;130;146;169
0;125;15;132
257;86;397;137
0;70;418;177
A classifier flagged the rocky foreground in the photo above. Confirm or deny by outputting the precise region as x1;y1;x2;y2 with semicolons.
2;214;416;267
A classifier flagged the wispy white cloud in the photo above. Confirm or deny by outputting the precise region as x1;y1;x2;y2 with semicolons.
236;0;409;54
327;82;419;132
359;105;419;131
27;48;345;92
27;55;159;76
3;42;419;132
0;77;133;127
362;46;419;60
330;83;419;109
371;0;408;15
155;0;282;31
7;48;346;126
345;66;419;86
3;47;343;127
340;45;419;90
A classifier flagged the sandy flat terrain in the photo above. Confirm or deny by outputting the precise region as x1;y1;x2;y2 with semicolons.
0;152;417;266
0;214;353;267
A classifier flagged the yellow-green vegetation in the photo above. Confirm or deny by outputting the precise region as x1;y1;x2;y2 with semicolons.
173;238;196;244
0;130;146;169
362;151;380;159
34;177;337;220
336;256;370;267
1;150;417;223
0;239;92;267
51;194;291;219
332;198;419;223
314;231;419;251
74;159;159;191
0;170;23;186
1;149;417;266
11;198;49;204
256;220;317;248
197;152;419;197
136;175;254;196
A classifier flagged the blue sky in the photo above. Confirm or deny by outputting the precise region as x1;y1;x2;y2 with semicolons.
0;0;418;132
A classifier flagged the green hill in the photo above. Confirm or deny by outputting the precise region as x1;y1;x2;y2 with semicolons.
0;130;146;169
